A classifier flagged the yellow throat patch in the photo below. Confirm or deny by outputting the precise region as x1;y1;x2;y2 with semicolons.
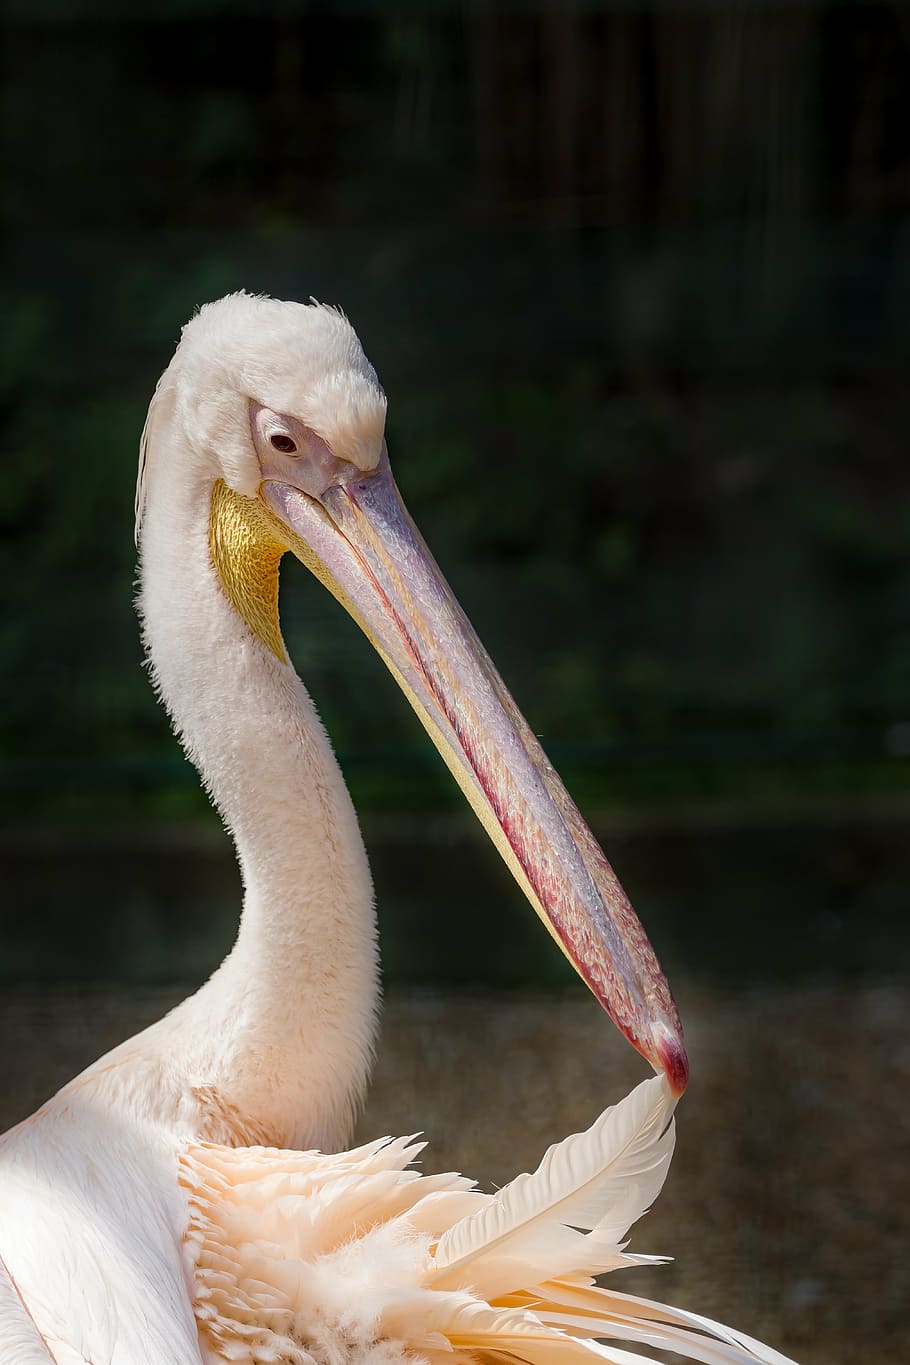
209;480;288;662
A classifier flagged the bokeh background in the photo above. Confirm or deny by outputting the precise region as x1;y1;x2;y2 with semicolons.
2;3;909;1362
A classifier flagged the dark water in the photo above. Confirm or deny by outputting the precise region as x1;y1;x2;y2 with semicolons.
0;983;907;1365
1;805;907;1364
1;802;907;987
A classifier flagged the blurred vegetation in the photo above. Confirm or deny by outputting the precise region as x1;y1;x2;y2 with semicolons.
2;0;910;820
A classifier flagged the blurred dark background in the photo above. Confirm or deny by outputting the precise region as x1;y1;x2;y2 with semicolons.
1;4;909;1360
2;0;909;980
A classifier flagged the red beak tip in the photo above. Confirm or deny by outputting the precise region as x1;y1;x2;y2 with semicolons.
655;1029;690;1098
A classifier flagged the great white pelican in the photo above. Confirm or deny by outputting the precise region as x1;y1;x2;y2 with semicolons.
0;294;794;1365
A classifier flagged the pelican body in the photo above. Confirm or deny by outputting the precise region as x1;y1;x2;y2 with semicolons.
0;295;791;1365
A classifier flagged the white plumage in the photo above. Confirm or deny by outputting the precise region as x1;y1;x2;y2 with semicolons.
0;295;793;1363
181;1075;790;1365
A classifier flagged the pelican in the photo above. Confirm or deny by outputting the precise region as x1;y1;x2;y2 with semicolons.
0;294;793;1365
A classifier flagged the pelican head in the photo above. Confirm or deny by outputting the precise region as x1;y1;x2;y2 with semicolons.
138;291;688;1096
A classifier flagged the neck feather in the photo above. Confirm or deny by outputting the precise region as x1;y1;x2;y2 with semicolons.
137;421;378;1150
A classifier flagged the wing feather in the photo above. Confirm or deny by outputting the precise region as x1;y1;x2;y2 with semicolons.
497;1280;799;1365
430;1075;675;1294
547;1313;775;1365
0;1255;55;1362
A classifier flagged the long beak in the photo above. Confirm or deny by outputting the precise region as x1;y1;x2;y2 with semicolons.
262;451;688;1095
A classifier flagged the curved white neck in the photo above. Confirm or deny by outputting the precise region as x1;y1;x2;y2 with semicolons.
137;414;378;1151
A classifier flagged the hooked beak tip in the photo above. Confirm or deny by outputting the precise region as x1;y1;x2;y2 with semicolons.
654;1025;689;1097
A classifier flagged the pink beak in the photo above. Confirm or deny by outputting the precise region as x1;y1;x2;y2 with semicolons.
263;451;688;1096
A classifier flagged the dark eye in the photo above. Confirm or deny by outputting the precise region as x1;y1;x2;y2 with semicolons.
270;433;297;454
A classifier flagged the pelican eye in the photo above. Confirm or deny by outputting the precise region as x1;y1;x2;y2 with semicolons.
270;433;297;454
